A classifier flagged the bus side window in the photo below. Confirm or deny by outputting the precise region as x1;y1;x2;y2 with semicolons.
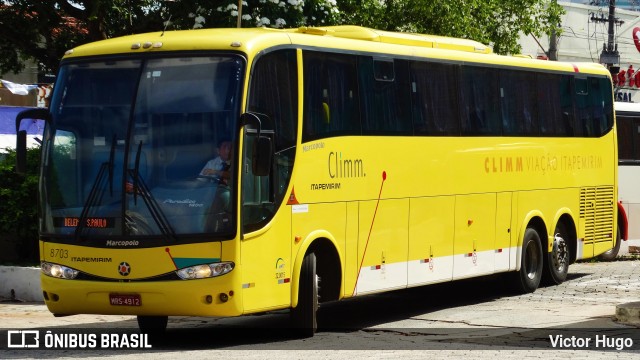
583;77;613;137
302;51;360;142
574;77;590;137
359;57;412;135
460;66;501;135
499;70;538;136
409;61;460;136
537;73;565;136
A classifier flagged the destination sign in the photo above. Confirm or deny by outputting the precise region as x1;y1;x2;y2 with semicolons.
53;217;115;228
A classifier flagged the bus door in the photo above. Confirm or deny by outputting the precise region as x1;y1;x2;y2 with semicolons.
239;128;292;313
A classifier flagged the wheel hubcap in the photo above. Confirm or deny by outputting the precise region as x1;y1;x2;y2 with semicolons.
525;240;539;280
552;233;568;272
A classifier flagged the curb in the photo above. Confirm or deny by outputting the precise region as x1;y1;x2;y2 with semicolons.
616;302;640;327
0;265;43;302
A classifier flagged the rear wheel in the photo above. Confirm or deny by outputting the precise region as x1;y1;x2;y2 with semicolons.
512;228;543;293
290;252;318;337
598;224;621;261
543;222;570;285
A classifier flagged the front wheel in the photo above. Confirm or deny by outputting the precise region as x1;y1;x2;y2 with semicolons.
290;252;318;337
512;228;543;293
543;222;570;285
598;224;622;261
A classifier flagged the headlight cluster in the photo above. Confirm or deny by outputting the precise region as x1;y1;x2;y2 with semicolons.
41;262;79;279
176;262;234;280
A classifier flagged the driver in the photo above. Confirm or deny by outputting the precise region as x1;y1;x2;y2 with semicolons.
199;138;232;185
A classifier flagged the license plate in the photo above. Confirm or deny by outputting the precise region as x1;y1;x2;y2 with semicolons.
109;293;141;306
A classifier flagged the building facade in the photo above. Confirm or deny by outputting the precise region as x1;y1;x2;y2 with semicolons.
519;1;640;101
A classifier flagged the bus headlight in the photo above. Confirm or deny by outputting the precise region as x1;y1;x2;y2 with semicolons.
41;262;79;280
176;262;234;280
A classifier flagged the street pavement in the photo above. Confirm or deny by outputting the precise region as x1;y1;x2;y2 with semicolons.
0;256;639;359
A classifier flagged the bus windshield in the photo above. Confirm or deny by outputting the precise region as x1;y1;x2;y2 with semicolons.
41;55;244;241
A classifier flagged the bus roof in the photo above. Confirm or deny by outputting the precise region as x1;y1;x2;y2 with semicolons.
294;26;491;54
62;25;611;77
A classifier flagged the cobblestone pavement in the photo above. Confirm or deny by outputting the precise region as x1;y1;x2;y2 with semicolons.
1;258;639;359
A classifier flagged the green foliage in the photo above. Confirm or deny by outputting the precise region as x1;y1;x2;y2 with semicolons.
0;147;41;264
0;0;563;76
340;0;564;55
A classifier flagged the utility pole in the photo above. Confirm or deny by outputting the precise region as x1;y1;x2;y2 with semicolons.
549;30;558;61
596;0;621;73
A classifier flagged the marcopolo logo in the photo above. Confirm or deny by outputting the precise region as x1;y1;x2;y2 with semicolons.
118;262;131;276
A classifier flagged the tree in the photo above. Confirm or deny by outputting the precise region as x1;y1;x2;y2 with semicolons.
0;1;163;75
0;0;341;75
0;0;562;78
340;0;564;55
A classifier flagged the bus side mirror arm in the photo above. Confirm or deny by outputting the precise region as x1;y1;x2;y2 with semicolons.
15;108;50;174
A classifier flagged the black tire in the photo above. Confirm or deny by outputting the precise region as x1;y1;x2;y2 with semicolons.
598;224;622;261
542;222;570;285
512;228;543;293
137;315;168;335
290;252;318;337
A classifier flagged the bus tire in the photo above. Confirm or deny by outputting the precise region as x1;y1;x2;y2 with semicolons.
598;224;621;261
543;222;570;285
137;315;168;335
513;228;543;293
291;252;318;337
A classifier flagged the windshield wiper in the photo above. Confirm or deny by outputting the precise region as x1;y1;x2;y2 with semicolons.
75;136;117;240
74;162;109;241
128;141;177;241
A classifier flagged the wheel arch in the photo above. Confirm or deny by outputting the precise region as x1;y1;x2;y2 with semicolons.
291;231;343;308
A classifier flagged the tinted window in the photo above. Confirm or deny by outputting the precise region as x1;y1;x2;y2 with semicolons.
302;51;360;142
460;66;501;135
359;57;412;135
410;61;460;136
617;113;640;162
500;70;538;136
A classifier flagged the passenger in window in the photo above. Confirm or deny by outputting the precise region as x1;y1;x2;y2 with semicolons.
200;138;232;185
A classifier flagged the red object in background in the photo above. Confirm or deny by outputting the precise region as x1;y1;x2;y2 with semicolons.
629;65;636;87
618;70;627;86
633;27;640;52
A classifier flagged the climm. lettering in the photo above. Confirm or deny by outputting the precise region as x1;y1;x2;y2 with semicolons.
484;157;523;173
328;151;365;178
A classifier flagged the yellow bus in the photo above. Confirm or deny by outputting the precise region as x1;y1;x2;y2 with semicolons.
16;26;618;337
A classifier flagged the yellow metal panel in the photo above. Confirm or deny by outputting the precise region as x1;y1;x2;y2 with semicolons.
407;196;455;285
354;199;408;294
344;201;360;298
41;242;224;279
453;193;496;278
240;209;292;313
495;192;513;272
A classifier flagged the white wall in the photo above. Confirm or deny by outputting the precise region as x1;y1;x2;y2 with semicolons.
518;2;640;101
